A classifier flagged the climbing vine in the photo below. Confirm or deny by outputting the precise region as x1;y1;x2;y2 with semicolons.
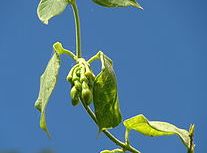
34;0;195;153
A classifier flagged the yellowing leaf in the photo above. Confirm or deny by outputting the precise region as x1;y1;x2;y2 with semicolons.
123;114;191;149
35;52;60;136
92;0;143;9
93;54;122;131
37;0;69;24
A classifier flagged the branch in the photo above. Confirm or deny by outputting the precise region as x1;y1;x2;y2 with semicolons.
80;101;141;153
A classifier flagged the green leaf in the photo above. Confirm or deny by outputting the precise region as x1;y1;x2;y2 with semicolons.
37;0;70;24
93;54;122;131
35;52;61;136
92;0;143;9
123;114;191;149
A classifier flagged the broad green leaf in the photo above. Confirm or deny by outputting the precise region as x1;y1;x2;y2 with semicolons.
92;0;143;9
123;114;191;149
37;0;69;24
93;54;122;131
100;149;124;153
35;52;60;136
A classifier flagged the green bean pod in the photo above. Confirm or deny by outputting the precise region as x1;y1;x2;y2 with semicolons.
81;81;92;105
74;80;82;91
70;86;80;106
66;64;79;83
84;63;95;80
80;64;89;83
72;66;81;82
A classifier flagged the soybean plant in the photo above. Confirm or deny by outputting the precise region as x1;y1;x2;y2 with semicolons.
34;0;195;153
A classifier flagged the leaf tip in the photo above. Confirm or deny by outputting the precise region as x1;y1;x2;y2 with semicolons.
37;15;49;25
135;4;144;10
130;2;144;10
40;119;51;138
189;124;195;136
43;21;49;25
39;113;51;138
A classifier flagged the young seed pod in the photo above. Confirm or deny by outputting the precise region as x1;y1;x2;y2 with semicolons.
81;81;92;105
86;72;95;89
66;64;79;83
74;80;82;91
81;88;92;105
84;63;95;80
82;80;89;89
71;96;79;106
82;63;95;89
72;66;81;82
70;86;80;106
85;71;95;81
76;68;81;77
79;65;89;83
80;75;88;83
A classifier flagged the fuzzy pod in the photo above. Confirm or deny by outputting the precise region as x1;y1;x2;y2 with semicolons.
84;63;95;80
81;88;92;105
72;66;81;82
66;64;79;83
70;86;80;106
80;65;89;83
82;63;95;89
74;80;82;91
82;81;89;89
81;81;92;105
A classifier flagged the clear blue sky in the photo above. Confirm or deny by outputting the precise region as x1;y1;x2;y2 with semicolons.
0;0;206;153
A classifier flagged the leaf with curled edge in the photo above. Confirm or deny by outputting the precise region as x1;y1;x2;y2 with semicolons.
123;114;193;150
93;54;122;131
34;51;61;136
92;0;143;9
37;0;70;24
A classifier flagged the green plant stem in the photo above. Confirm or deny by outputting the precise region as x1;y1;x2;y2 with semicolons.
125;128;130;146
81;101;141;153
62;49;77;61
70;1;139;152
71;1;81;58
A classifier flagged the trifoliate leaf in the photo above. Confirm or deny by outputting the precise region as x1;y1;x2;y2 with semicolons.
123;114;191;149
37;0;70;24
35;52;61;136
92;0;143;9
93;54;122;131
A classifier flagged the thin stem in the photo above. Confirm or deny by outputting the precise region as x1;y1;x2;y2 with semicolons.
53;42;77;61
87;53;100;64
125;128;130;146
87;51;112;64
81;101;141;153
71;1;81;58
62;49;77;61
70;1;139;152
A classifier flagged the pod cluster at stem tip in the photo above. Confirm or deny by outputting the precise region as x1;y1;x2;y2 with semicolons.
67;58;95;106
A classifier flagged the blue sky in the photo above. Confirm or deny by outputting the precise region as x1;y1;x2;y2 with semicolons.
0;0;206;153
